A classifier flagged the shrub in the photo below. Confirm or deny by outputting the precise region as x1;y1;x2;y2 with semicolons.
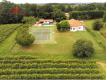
93;20;103;31
16;33;35;47
103;13;106;22
56;20;70;31
16;25;35;47
72;39;94;58
22;17;39;24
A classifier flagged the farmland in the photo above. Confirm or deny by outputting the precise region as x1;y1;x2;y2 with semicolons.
0;24;21;43
0;56;104;79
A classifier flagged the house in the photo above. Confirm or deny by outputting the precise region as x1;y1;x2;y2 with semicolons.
39;19;53;25
68;19;85;32
34;19;54;26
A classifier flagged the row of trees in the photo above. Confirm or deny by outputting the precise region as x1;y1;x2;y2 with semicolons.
19;3;105;21
19;3;105;16
0;1;23;24
74;3;106;11
0;0;106;24
20;4;66;22
70;11;104;20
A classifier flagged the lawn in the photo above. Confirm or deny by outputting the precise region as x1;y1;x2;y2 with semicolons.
0;19;104;62
84;19;106;62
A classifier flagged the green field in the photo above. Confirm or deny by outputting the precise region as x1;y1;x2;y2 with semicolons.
0;20;106;61
0;19;106;79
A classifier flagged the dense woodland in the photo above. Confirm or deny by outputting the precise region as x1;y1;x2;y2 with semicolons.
0;0;106;24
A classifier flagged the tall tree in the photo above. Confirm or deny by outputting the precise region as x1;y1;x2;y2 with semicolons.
0;0;23;24
52;9;66;22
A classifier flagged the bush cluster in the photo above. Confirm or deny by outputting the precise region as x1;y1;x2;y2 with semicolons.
0;13;23;24
93;20;103;31
56;20;70;31
72;39;94;58
16;25;35;47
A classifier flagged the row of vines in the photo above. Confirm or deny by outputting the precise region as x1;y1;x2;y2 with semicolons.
0;24;21;43
0;56;104;79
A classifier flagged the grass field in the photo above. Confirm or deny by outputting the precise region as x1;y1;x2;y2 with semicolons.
0;19;105;61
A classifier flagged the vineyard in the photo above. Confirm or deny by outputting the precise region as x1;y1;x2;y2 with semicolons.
0;56;104;79
0;24;21;43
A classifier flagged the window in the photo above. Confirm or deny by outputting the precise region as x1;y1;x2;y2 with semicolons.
73;28;75;30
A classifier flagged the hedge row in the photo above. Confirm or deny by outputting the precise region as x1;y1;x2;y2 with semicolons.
0;68;100;75
70;11;104;19
0;56;104;79
0;59;96;64
0;24;21;42
0;63;98;69
0;74;104;79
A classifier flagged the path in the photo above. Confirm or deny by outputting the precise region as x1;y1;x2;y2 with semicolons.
96;61;106;71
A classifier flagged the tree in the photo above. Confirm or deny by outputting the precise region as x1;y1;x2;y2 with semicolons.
16;33;35;47
56;20;70;31
69;11;104;20
93;20;103;31
57;5;66;12
10;6;22;14
52;9;66;22
16;25;35;47
65;5;73;12
0;1;23;24
0;0;14;13
72;39;94;58
21;3;32;16
73;3;105;11
103;13;106;22
36;5;53;19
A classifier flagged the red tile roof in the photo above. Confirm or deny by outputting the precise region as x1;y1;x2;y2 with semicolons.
68;19;83;27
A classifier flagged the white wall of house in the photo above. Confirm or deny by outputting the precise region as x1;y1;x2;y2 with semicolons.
70;27;78;32
70;26;85;32
78;26;85;31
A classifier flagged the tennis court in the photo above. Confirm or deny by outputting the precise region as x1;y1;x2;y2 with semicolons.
29;26;56;44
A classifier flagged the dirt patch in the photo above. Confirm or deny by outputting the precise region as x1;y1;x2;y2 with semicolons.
96;61;106;74
97;62;106;69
